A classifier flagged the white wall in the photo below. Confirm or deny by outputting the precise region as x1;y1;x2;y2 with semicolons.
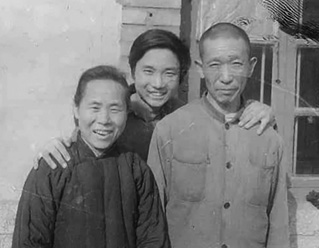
0;3;122;245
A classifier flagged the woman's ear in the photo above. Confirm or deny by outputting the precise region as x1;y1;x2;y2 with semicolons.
248;57;258;77
73;103;79;122
195;59;205;79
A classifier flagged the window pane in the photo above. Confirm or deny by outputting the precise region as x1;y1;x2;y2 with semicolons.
295;116;319;175
243;44;273;105
298;47;319;107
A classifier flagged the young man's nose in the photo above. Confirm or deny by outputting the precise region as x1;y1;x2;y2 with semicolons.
151;73;165;89
219;65;233;84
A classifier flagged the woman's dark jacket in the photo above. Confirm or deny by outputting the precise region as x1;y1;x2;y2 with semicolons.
12;136;170;248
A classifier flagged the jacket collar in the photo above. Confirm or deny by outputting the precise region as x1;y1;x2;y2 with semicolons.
201;92;246;124
75;131;119;160
129;84;184;123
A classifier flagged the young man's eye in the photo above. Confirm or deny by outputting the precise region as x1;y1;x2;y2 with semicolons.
165;71;178;77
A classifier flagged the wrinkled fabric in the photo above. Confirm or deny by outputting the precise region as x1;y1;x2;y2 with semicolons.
13;135;170;248
148;93;289;248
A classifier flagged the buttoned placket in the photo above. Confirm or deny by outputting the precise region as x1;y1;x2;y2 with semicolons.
220;120;233;248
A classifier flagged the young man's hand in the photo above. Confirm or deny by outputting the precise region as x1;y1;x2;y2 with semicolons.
33;129;78;169
239;101;276;135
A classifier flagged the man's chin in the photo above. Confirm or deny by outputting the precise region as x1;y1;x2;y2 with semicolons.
146;98;168;108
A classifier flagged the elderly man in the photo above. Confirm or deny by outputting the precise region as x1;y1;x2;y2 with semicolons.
147;23;289;248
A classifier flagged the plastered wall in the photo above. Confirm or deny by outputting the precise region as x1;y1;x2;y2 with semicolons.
0;1;122;247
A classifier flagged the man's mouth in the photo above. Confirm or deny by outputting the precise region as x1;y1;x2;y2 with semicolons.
148;91;167;99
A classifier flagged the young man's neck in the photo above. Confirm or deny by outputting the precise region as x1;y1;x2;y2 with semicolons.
131;93;162;122
206;93;241;115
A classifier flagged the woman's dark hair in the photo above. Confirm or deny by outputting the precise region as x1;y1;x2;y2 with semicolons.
74;65;130;108
128;29;191;84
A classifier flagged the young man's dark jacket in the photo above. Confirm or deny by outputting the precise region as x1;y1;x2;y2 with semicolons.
117;84;184;161
12;134;170;248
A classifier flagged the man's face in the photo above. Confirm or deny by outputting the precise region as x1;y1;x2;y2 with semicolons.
74;79;127;155
133;48;180;109
198;36;256;107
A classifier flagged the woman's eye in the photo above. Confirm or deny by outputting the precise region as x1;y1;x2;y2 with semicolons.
144;69;153;75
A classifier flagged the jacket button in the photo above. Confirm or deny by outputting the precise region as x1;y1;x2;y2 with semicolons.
221;244;228;248
224;202;230;209
226;162;232;169
225;123;230;130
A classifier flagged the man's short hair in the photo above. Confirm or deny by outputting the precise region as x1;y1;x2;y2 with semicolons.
199;22;252;59
128;29;191;84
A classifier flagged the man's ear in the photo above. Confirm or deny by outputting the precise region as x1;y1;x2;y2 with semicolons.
248;57;257;77
195;59;205;78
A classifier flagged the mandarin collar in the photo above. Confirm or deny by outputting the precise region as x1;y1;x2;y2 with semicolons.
201;92;247;124
76;131;120;160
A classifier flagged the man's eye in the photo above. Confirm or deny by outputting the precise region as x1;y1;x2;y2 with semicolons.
209;63;220;68
232;61;243;66
165;71;177;77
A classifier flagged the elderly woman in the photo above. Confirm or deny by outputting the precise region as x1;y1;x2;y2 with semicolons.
34;29;275;169
12;65;170;248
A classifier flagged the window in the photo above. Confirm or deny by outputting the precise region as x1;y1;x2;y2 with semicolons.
243;43;274;105
293;46;319;175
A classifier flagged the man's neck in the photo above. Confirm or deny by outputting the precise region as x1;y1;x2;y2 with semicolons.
131;93;161;122
206;93;241;115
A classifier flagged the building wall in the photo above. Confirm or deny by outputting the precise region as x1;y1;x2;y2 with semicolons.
0;0;122;247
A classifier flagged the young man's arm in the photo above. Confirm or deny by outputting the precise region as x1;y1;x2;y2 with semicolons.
240;101;276;135
33;129;78;169
12;160;62;248
147;124;171;209
266;137;290;248
134;154;171;248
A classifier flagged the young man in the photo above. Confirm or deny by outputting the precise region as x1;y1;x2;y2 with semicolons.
34;29;275;169
147;23;289;248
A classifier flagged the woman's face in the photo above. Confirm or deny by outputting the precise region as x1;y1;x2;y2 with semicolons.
133;48;180;109
74;79;127;155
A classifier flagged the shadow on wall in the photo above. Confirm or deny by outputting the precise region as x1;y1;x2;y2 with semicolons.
287;175;298;248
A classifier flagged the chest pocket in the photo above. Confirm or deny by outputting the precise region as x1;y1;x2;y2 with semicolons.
172;158;207;202
245;148;277;207
171;129;209;202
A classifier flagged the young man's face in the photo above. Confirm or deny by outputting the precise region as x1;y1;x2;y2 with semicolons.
133;48;180;109
74;79;127;155
199;36;256;108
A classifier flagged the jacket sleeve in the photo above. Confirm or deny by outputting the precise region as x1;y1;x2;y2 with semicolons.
133;154;171;248
147;124;171;209
12;160;65;248
266;137;290;248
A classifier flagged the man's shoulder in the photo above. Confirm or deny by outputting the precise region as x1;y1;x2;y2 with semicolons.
158;99;203;126
245;125;283;153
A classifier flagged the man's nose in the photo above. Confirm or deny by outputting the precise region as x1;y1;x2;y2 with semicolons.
151;73;165;89
220;65;233;84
